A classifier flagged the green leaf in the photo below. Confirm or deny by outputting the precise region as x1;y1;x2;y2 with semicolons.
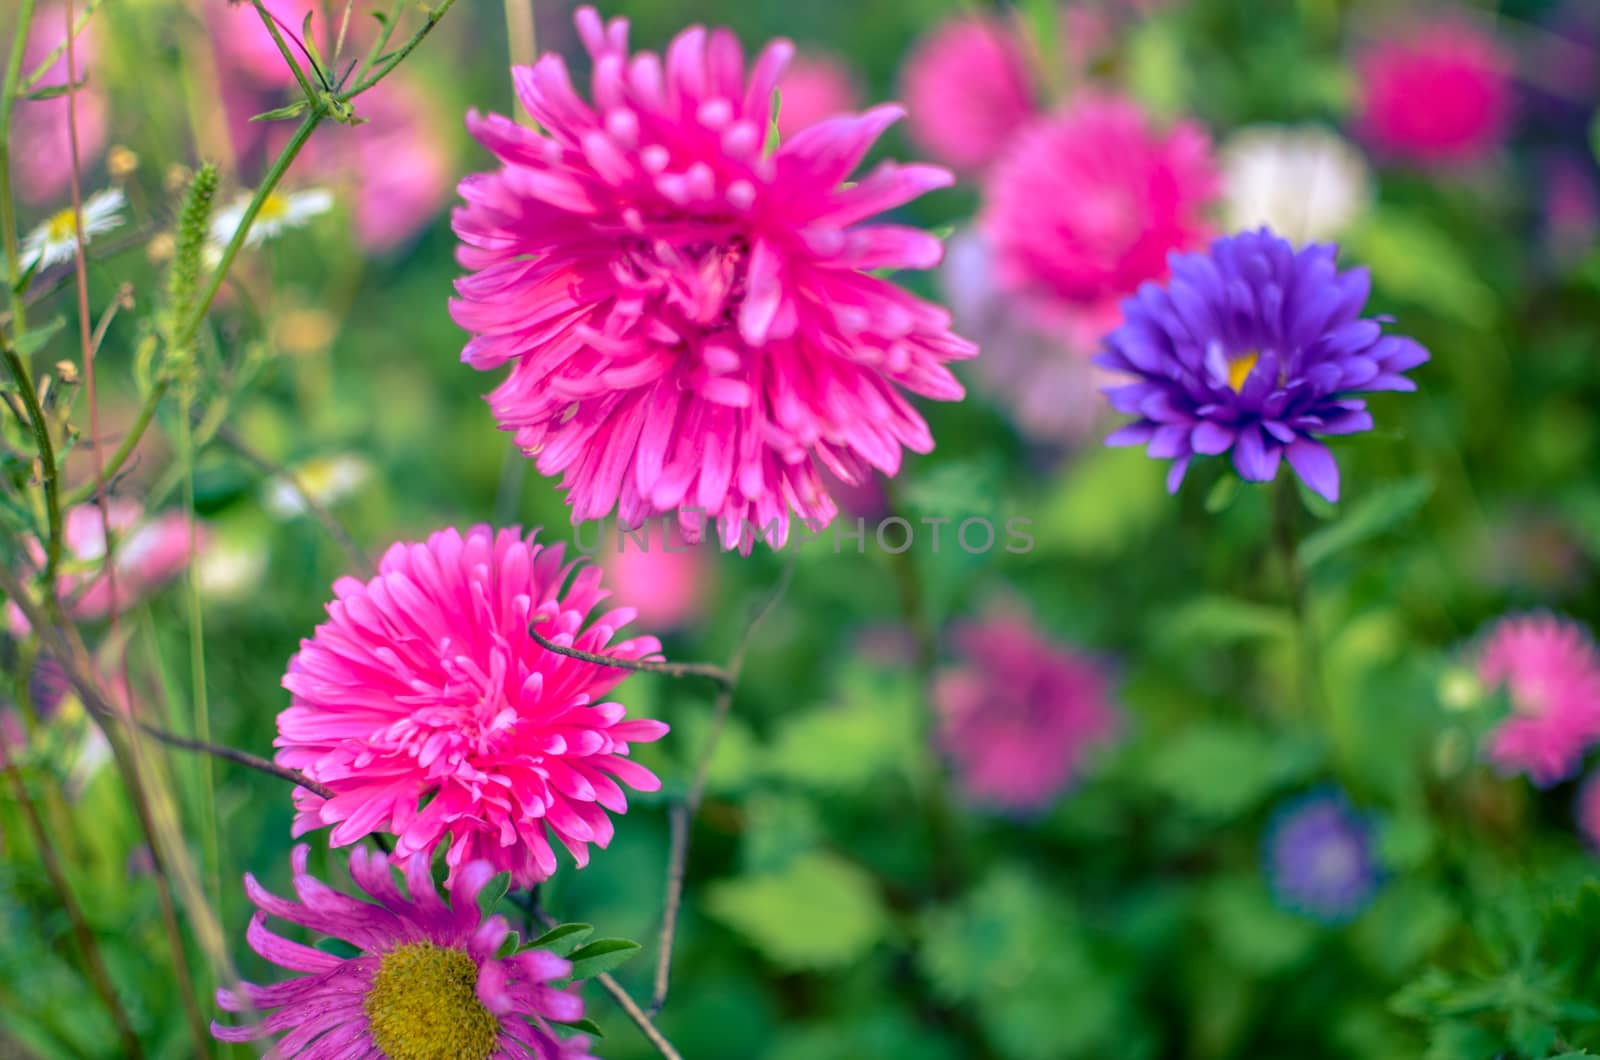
1201;878;1317;974
551;1017;605;1038
24;78;87;101
13;317;66;359
1144;722;1320;820
1297;476;1434;570
527;922;593;956
1126;18;1185;119
250;99;311;122
565;938;641;980
705;851;886;971
1205;474;1240;514
1345;211;1495;326
1156;595;1295;647
1590;109;1600;168
1035;445;1169;558
763;665;922;792
476;871;511;917
301;12;327;81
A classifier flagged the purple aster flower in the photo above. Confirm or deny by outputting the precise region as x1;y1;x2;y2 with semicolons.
1096;228;1429;501
1263;790;1381;922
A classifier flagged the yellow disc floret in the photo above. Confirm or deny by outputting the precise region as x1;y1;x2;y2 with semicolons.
364;942;499;1060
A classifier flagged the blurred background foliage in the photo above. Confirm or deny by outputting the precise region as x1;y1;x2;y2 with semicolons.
3;0;1600;1057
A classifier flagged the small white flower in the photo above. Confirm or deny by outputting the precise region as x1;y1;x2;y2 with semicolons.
22;188;126;269
196;536;269;600
262;453;372;519
207;187;334;261
1220;125;1373;244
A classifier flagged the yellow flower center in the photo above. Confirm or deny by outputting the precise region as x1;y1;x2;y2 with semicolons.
1228;350;1260;392
363;942;499;1060
44;208;77;242
258;192;288;222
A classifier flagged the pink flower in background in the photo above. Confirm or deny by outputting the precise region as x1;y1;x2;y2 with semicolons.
775;52;862;138
277;525;668;887
934;606;1121;813
598;523;710;631
452;7;974;552
1476;613;1600;786
208;0;339;89
212;845;596;1058
328;75;453;253
1354;19;1513;166
941;228;1107;445
980;95;1218;341
7;501;201;633
900;14;1036;173
14;5;108;204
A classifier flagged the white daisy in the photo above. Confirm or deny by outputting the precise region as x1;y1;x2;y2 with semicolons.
207;187;334;261
22;188;126;269
1220;125;1373;244
262;452;372;519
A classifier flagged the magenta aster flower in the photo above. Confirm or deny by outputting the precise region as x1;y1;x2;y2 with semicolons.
276;526;668;887
451;7;974;552
1354;19;1513;167
933;606;1121;813
981;95;1219;340
212;844;596;1059
1097;228;1429;500
899;14;1037;173
1476;612;1600;786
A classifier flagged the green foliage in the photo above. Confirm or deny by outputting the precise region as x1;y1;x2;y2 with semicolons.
1143;721;1321;820
1297;477;1435;570
705;851;888;971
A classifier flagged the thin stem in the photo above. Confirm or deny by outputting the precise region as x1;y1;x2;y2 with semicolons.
178;108;323;353
249;0;318;101
0;0;37;334
350;0;405;88
4;764;146;1058
649;562;792;1015
133;722;337;801
63;378;167;506
3;342;62;585
529;628;733;686
347;0;459;97
1271;476;1320;712
18;0;101;91
532;909;683;1060
176;381;221;951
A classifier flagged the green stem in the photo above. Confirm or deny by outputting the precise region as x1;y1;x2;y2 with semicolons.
4;764;146;1058
1;0;37;334
4;342;62;587
64;377;168;506
249;0;319;99
1271;478;1332;736
348;0;459;97
351;0;406;88
18;0;101;91
177;108;323;353
176;384;220;940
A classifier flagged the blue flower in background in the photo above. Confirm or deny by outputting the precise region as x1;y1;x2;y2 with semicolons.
1097;228;1428;501
1264;789;1382;922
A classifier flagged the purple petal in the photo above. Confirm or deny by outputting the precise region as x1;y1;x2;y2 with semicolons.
1286;438;1340;502
1191;421;1235;455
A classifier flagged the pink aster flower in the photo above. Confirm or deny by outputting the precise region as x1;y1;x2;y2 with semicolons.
1476;612;1600;786
980;95;1219;341
942;228;1107;444
7;500;202;634
277;525;668;887
1353;19;1513;167
934;606;1121;813
899;13;1037;173
14;5;108;204
451;8;975;553
212;844;596;1059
